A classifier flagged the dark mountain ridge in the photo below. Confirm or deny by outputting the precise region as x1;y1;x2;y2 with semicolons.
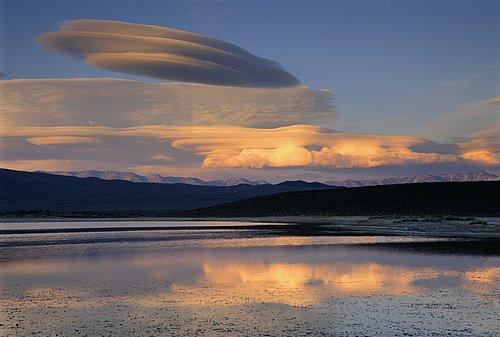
178;181;500;217
0;169;332;213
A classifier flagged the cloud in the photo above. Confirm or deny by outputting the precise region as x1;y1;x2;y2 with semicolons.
37;19;299;87
200;142;457;169
150;154;173;161
422;95;499;166
26;136;102;145
0;124;461;169
1;80;495;171
457;125;499;166
0;159;116;172
460;151;498;166
0;78;333;128
425;96;500;141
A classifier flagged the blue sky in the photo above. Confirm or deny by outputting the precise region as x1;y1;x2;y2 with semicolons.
1;0;498;179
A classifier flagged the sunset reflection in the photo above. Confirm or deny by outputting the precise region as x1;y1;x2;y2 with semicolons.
463;267;500;294
3;248;497;309
133;262;449;307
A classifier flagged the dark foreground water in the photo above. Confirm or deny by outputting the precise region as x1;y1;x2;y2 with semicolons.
0;221;499;336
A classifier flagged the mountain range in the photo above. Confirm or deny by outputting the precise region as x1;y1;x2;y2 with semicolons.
41;170;498;187
1;169;331;213
42;170;268;186
324;171;498;187
2;168;498;217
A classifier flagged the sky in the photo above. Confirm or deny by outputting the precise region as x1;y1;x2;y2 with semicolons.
0;0;499;182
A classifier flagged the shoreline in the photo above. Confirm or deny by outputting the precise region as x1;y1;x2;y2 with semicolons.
1;214;498;222
1;215;498;239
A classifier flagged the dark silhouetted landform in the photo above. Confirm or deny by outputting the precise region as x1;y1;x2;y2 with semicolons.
2;169;498;218
178;181;500;217
0;169;331;213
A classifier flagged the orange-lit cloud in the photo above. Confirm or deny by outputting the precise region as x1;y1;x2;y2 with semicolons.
201;143;456;169
1;124;460;169
457;125;499;166
460;151;499;166
26;136;102;145
37;19;299;87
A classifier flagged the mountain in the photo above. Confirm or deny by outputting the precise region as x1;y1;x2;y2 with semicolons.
206;178;269;186
45;170;150;183
440;171;498;182
42;170;268;186
143;174;206;185
0;169;332;213
44;169;498;188
325;171;498;187
178;181;500;217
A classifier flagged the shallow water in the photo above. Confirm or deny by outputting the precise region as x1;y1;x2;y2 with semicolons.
1;221;499;336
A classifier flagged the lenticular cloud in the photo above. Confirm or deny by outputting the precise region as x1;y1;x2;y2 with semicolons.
37;19;300;87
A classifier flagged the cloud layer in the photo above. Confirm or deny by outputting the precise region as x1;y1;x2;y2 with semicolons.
0;124;466;170
37;19;300;87
0;78;333;128
1;76;497;173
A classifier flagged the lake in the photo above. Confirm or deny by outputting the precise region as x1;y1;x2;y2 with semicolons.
1;220;498;336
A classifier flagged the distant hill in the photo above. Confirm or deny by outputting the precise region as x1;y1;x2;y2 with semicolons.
325;170;498;187
42;170;268;186
0;169;331;213
178;181;500;217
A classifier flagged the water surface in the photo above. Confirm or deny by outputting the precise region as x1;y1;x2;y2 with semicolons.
1;221;498;336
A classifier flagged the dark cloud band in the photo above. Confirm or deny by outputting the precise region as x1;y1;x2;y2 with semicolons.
37;19;300;87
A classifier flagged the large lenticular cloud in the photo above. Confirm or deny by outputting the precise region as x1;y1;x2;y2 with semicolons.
37;19;300;87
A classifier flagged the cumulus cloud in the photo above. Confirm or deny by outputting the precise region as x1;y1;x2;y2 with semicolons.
200;141;457;169
37;19;299;87
0;78;333;128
